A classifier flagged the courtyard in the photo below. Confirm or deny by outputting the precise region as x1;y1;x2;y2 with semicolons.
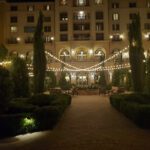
0;95;150;150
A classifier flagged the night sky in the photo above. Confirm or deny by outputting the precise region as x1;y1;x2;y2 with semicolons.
7;0;54;2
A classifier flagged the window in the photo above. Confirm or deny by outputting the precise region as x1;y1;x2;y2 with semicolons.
74;33;90;40
60;12;68;21
60;34;68;41
27;5;34;11
112;24;120;31
60;23;68;31
112;3;119;8
44;36;51;43
129;13;137;20
95;0;103;5
129;2;136;8
73;23;90;31
144;23;150;30
73;0;89;7
111;34;122;41
44;16;51;22
10;16;18;23
147;13;150;19
10;6;18;11
27;16;34;23
112;13;119;20
147;1;150;8
96;23;104;31
24;26;36;33
96;11;104;20
10;26;17;33
96;33;104;40
44;26;51;32
43;5;51;11
60;0;67;5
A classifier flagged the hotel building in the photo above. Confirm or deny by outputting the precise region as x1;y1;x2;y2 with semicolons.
0;0;150;86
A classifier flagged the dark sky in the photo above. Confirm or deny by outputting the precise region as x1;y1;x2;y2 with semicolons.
7;0;54;2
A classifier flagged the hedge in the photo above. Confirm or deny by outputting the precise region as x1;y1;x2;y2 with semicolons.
110;94;150;128
0;93;72;139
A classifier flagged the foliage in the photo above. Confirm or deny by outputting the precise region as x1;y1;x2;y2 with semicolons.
0;44;8;61
33;11;46;94
45;71;57;89
99;71;107;88
11;57;30;97
0;66;13;113
145;56;150;94
59;72;71;90
0;93;72;138
110;94;150;128
128;14;145;92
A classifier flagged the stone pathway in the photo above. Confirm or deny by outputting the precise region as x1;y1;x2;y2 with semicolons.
0;95;150;150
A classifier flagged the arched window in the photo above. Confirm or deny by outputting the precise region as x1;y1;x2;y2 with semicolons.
95;49;105;61
77;50;87;61
60;49;70;61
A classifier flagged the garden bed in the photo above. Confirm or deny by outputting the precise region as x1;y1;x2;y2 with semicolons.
110;94;150;129
0;94;72;139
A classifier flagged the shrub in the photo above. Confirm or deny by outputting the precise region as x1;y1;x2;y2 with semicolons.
29;94;56;106
110;94;150;128
0;66;13;113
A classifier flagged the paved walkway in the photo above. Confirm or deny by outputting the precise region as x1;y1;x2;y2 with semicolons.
0;95;150;150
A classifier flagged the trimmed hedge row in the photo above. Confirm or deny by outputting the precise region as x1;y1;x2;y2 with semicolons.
0;94;72;138
110;94;150;128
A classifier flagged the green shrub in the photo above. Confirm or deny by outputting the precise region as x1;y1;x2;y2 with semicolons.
7;98;37;114
29;94;56;106
110;94;150;128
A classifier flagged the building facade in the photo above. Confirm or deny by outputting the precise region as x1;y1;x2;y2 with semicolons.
0;0;150;86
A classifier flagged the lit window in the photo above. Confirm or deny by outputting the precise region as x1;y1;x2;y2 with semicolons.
44;36;51;43
113;13;119;20
44;5;51;11
95;0;103;5
10;26;17;32
77;11;86;20
27;5;34;12
60;0;67;5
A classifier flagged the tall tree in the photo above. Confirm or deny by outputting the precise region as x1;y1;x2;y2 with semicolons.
145;55;150;94
0;44;8;61
11;57;30;97
128;14;145;92
33;11;46;94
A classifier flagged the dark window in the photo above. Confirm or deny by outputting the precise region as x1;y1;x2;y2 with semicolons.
112;3;119;8
144;23;150;30
60;34;68;41
10;6;18;11
27;16;34;23
129;13;137;20
129;2;136;8
60;23;68;31
73;33;90;40
96;33;104;40
60;12;68;21
44;26;51;32
44;16;51;22
10;16;18;23
24;26;36;33
147;13;150;19
112;24;120;31
73;23;90;31
96;11;103;20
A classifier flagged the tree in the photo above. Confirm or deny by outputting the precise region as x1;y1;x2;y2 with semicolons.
33;11;46;94
112;70;121;86
45;71;57;89
0;44;8;61
0;66;13;113
128;14;145;92
145;56;150;94
59;72;71;90
99;70;107;88
11;57;30;97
